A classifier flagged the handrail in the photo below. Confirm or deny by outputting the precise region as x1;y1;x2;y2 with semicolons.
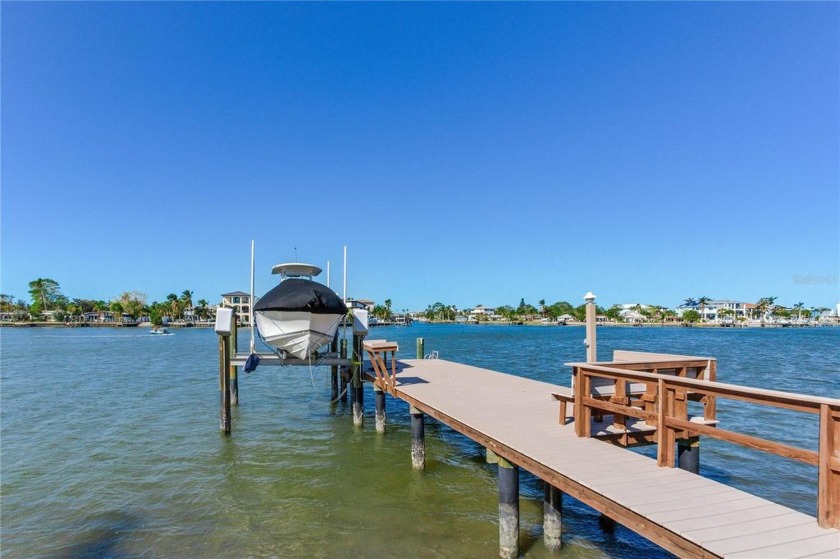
566;362;840;529
570;362;837;411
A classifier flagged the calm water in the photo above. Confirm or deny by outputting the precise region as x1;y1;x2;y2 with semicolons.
1;324;838;558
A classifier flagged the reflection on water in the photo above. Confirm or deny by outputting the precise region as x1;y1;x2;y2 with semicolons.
1;325;837;558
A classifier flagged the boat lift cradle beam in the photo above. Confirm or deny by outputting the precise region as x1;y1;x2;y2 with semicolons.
231;352;352;368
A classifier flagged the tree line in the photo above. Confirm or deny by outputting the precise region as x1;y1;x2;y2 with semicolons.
4;278;832;327
1;278;213;326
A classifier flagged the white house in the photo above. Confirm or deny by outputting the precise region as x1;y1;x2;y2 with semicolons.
469;305;500;321
677;299;754;322
220;291;254;325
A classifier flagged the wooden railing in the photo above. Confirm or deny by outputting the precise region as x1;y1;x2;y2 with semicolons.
568;363;840;529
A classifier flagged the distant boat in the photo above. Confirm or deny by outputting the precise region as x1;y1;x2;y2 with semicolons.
150;327;171;335
253;262;348;360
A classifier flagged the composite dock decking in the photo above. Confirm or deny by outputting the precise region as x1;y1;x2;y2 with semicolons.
384;358;840;559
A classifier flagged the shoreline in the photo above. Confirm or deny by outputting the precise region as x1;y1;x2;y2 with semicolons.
0;322;216;328
2;320;836;329
414;320;839;328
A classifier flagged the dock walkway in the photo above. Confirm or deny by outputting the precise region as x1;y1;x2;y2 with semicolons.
384;358;840;558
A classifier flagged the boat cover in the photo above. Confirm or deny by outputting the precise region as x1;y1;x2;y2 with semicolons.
254;279;347;315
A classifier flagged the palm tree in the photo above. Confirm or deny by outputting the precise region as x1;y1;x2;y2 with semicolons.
538;299;546;318
166;293;181;321
793;302;805;322
683;297;697;307
764;296;778;323
697;296;711;322
196;299;209;321
181;290;194;321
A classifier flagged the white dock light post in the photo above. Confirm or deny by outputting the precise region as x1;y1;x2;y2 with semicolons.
584;292;597;363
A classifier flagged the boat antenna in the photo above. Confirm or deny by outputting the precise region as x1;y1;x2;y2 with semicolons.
327;260;331;288
294;246;298;261
343;245;347;303
249;240;256;354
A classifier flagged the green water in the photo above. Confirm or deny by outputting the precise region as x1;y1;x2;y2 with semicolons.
1;324;837;557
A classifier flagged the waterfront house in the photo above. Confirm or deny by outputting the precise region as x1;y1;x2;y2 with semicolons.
676;299;752;322
470;305;500;321
345;298;375;312
220;291;253;325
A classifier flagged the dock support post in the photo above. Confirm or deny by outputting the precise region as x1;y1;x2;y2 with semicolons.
498;457;519;559
218;334;231;434
599;514;616;532
330;338;339;402
374;384;386;434
230;323;238;405
543;483;562;551
678;436;700;474
339;338;348;403
352;333;364;427
410;406;425;470
416;337;425;359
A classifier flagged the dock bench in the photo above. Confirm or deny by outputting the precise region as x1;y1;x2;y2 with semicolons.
554;351;718;446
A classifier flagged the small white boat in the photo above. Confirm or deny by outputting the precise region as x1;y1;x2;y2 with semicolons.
150;327;171;335
253;263;348;360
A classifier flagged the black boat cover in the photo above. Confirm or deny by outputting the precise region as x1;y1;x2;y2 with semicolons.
254;279;348;315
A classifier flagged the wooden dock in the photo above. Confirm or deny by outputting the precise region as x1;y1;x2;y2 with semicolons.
374;357;840;559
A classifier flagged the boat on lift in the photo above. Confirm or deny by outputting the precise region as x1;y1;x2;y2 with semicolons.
253;262;348;360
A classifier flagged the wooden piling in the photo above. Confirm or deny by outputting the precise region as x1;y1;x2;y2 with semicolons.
374;384;386;434
352;333;364;427
416;337;425;359
229;323;238;405
497;457;519;559
678;436;700;474
330;337;339;402
339;338;348;403
218;334;231;434
543;483;562;551
410;406;425;470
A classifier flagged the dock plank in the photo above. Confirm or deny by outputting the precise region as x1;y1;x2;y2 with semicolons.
382;358;839;559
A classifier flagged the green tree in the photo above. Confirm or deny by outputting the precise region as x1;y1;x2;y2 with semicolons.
166;293;182;320
682;310;701;324
119;291;147;319
604;305;623;321
547;301;574;319
196;299;209;320
28;278;63;313
149;303;165;327
181;290;194;312
424;302;455;322
496;305;516;321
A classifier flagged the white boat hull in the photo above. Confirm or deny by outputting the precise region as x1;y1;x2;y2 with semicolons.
255;310;343;360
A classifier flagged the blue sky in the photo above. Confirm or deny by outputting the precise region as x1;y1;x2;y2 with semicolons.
2;2;838;312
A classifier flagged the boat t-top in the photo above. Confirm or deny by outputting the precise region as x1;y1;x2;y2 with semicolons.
253;262;348;360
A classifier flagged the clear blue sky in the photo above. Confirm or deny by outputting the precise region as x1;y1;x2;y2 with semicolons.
2;2;838;312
